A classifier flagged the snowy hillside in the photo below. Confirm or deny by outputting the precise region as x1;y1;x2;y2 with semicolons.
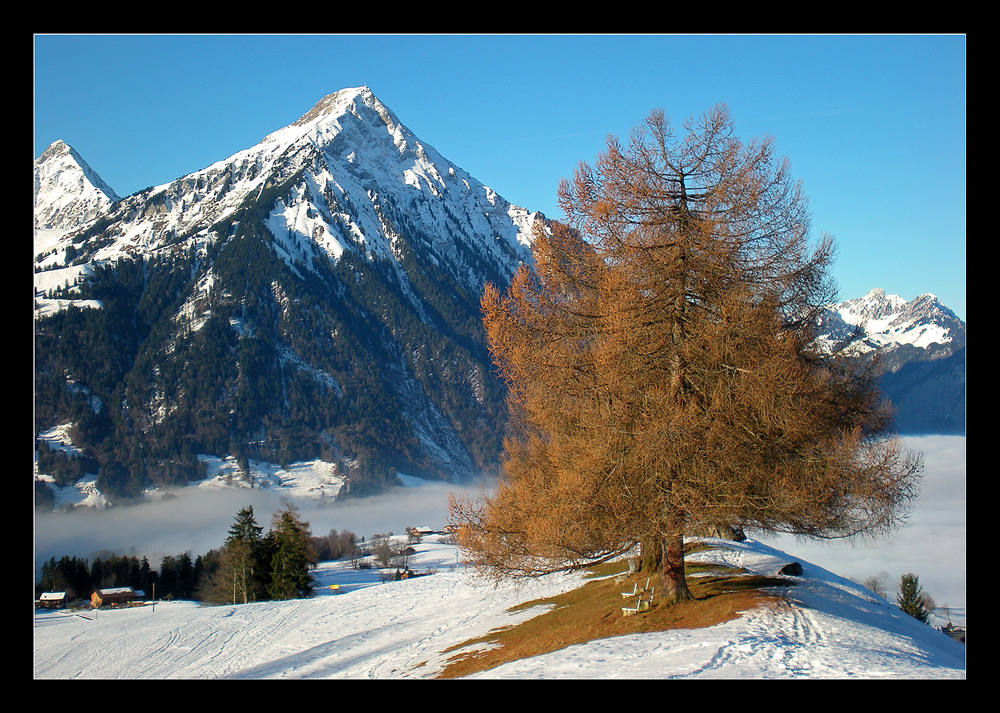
33;536;965;679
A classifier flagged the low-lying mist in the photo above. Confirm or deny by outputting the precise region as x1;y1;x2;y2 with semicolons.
757;435;966;611
33;474;495;576
34;436;963;611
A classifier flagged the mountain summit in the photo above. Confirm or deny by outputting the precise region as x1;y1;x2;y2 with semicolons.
34;139;120;231
34;87;546;502
35;87;540;286
813;288;964;361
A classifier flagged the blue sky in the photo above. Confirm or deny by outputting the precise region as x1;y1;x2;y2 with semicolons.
34;34;966;319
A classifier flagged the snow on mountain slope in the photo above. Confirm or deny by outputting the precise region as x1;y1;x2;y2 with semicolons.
811;289;966;435
34;86;549;494
34;139;120;233
34;87;540;290
812;288;965;361
34;140;120;311
32;536;965;679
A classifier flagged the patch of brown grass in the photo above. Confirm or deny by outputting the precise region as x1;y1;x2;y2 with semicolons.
435;548;792;679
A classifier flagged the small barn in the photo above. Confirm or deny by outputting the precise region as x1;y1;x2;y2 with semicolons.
38;592;67;609
90;587;138;608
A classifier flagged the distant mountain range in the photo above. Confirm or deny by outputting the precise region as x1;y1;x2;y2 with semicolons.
812;288;965;435
33;87;965;507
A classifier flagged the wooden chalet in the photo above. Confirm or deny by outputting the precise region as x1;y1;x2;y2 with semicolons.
90;586;139;608
38;591;67;609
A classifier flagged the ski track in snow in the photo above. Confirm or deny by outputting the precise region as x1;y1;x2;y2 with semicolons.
464;539;965;679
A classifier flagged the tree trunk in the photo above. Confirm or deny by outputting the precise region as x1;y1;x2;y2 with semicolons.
640;536;662;572
659;533;694;604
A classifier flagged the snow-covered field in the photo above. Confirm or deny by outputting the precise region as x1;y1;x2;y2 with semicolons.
33;536;966;679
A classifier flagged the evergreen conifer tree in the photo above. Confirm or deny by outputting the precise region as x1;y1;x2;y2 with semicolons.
221;506;266;604
267;502;316;600
897;572;931;623
177;552;195;599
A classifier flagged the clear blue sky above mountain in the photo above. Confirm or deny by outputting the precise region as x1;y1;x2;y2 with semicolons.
33;34;966;320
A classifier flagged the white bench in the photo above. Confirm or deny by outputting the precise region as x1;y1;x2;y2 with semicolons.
614;558;640;582
621;596;641;616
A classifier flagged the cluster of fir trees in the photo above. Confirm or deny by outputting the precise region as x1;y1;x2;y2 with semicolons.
34;253;210;500
37;504;357;606
34;194;507;501
34;440;99;489
36;550;206;603
198;503;318;604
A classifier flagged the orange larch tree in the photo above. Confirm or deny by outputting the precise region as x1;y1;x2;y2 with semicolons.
450;106;922;605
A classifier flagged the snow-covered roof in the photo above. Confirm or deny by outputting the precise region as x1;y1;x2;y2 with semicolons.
95;587;135;596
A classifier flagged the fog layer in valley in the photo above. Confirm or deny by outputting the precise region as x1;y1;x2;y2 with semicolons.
757;435;965;611
34;436;963;611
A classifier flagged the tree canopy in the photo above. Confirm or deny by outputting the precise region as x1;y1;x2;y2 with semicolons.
450;105;923;604
267;502;317;600
219;505;267;605
897;572;932;623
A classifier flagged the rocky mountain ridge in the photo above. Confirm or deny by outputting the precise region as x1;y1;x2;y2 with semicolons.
34;87;546;503
814;288;964;364
813;288;965;435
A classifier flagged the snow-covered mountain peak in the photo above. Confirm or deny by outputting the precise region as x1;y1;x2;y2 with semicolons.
840;289;960;336
812;288;965;365
39;87;541;275
34;88;552;491
254;86;408;164
34;139;120;231
837;288;908;325
248;86;542;285
291;86;379;128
